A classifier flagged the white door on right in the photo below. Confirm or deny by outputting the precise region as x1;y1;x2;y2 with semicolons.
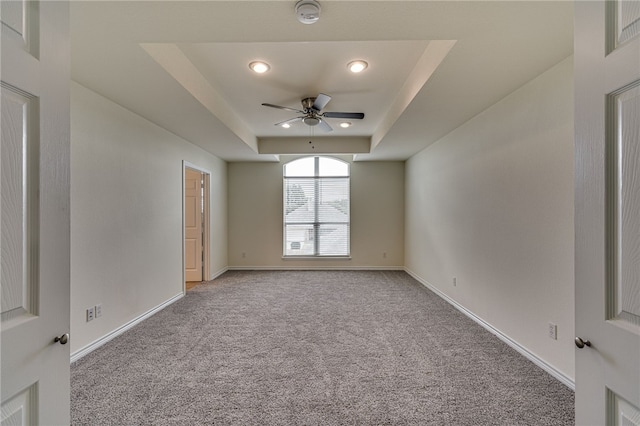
575;0;640;424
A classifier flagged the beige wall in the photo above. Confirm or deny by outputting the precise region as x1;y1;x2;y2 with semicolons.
70;82;227;354
228;157;404;269
405;57;575;380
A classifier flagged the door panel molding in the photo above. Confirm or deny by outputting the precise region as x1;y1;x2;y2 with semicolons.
1;83;39;325
606;79;640;329
608;0;640;52
0;383;37;425
0;0;39;58
608;388;640;426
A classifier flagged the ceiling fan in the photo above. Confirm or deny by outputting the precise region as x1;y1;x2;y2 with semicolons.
262;93;364;132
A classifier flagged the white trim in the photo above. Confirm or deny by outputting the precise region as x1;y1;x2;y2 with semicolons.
203;173;211;282
228;266;404;271
70;293;183;363
181;162;186;293
182;161;213;179
209;266;228;281
405;268;575;391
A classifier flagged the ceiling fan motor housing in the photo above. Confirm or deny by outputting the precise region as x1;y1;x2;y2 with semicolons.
302;97;316;110
295;0;321;25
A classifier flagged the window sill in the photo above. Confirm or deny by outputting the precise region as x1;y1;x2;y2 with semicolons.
282;256;352;260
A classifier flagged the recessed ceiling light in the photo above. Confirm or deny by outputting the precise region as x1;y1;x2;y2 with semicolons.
339;122;352;128
249;61;270;74
281;123;291;129
347;60;368;73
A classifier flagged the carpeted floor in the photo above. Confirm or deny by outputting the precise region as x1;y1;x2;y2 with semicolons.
71;270;574;425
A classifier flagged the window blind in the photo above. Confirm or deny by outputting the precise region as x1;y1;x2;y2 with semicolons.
283;157;350;257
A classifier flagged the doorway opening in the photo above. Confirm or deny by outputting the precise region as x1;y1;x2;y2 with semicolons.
183;162;210;292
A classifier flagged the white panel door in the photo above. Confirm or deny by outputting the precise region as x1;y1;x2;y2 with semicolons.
1;1;70;425
185;168;202;282
575;0;640;424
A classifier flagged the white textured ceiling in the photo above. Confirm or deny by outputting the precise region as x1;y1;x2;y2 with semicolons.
71;1;573;162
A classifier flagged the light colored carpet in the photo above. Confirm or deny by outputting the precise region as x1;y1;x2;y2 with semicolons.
71;270;574;425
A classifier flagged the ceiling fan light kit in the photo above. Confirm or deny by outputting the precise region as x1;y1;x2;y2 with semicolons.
302;116;320;126
295;0;321;25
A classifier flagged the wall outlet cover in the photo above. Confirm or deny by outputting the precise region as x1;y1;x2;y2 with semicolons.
548;323;557;340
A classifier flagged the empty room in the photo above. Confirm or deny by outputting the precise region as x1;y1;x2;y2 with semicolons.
1;0;639;424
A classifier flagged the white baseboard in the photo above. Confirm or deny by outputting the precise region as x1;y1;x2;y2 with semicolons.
405;268;575;391
70;293;184;363
209;266;228;281
227;266;405;271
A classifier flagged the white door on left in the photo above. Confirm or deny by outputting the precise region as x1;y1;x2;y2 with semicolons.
1;1;70;424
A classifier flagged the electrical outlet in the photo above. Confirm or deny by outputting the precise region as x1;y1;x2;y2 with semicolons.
548;322;557;340
86;307;95;322
453;277;457;286
242;252;246;258
95;304;102;318
383;252;387;258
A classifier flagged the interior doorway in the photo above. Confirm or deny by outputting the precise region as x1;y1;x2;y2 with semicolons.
183;162;210;291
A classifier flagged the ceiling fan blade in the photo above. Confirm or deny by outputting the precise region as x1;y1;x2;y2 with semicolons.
317;118;333;133
274;117;303;126
262;103;305;114
312;93;331;112
323;112;365;119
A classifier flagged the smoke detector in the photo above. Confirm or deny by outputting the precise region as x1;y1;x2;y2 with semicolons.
295;0;321;25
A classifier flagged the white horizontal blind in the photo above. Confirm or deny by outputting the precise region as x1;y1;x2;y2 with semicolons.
284;157;350;256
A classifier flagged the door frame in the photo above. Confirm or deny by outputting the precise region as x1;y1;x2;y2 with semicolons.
182;161;211;293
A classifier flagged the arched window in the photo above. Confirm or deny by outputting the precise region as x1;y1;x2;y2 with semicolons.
283;156;350;257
